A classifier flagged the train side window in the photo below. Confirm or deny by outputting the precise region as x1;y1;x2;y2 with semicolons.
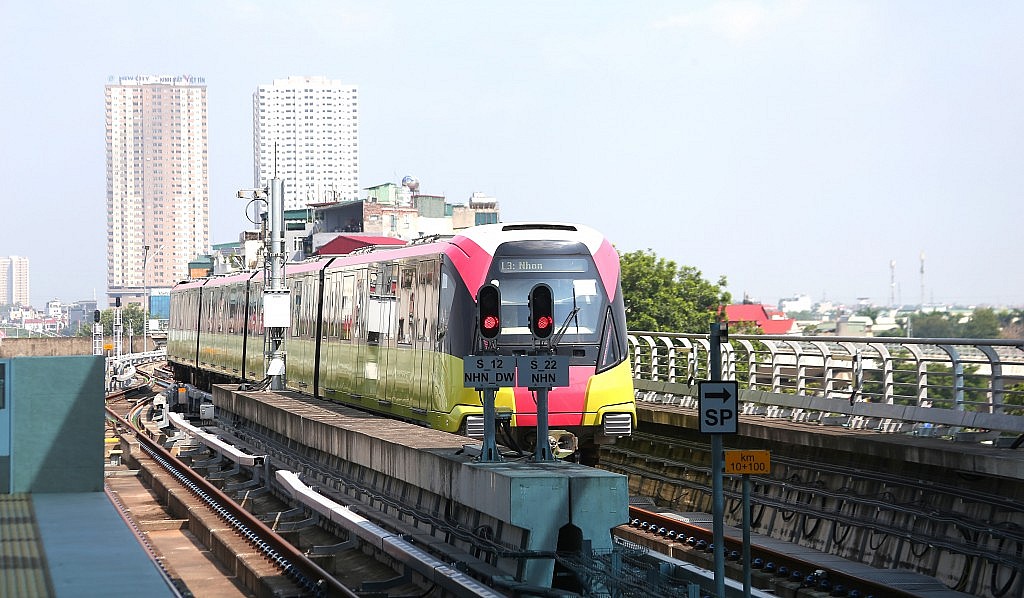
398;265;416;345
217;291;226;333
340;274;354;341
291;281;302;335
437;265;455;348
323;275;335;338
0;363;5;410
304;276;317;338
228;288;238;334
597;307;623;372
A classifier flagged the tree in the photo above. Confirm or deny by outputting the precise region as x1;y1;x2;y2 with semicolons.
619;249;730;333
909;312;956;338
94;303;146;336
961;307;1000;339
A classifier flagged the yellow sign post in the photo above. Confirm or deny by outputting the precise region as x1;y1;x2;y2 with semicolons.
724;450;771;475
725;449;771;597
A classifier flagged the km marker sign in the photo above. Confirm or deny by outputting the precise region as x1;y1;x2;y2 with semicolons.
698;380;738;434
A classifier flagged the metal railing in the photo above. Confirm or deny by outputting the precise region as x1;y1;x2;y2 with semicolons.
628;333;1024;437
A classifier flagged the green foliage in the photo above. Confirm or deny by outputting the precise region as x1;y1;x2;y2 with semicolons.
856;306;882;321
1005;382;1024;416
619;249;730;333
909;308;1001;339
96;303;146;336
961;307;1000;338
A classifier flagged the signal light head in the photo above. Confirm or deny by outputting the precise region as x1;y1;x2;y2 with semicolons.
477;284;502;340
528;283;555;340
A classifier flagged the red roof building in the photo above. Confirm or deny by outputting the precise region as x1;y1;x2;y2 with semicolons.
315;235;407;256
724;304;798;334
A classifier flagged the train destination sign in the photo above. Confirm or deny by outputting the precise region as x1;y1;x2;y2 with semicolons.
498;258;588;273
724;450;771;475
516;355;570;389
698;380;739;434
463;355;517;390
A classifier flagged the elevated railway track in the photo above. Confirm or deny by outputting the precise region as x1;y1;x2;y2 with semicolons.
99;331;1024;597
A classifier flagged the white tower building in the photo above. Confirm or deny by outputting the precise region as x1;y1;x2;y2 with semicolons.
105;75;209;307
9;256;29;306
253;76;360;210
0;256;30;306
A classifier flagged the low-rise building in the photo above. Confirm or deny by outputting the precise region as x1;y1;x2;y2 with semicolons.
724;304;799;334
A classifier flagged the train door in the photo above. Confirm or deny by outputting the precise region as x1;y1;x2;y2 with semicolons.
319;271;339;398
338;273;355;394
244;280;264;383
388;261;417;408
411;259;438;413
378;262;401;405
354;266;381;400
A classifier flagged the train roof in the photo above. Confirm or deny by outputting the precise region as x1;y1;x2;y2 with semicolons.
451;222;608;255
172;222;617;293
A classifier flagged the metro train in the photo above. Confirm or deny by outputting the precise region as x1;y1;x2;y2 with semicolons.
167;222;636;461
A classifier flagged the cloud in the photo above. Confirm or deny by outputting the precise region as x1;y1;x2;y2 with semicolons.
654;0;808;44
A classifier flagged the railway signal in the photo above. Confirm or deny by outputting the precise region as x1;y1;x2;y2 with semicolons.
478;284;501;339
528;283;554;340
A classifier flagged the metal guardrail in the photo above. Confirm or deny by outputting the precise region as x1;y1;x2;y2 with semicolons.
108;348;167;369
628;333;1024;437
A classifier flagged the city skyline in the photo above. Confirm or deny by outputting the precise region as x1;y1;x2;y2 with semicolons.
1;2;1022;309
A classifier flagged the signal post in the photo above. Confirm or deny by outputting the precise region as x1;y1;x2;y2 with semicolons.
524;283;565;462
700;322;734;598
463;282;568;463
465;284;507;462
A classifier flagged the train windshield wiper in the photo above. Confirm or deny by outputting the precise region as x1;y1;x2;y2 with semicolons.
552;289;580;346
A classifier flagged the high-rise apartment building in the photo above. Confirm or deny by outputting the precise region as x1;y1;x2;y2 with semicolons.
254;76;359;210
105;75;209;307
0;256;30;306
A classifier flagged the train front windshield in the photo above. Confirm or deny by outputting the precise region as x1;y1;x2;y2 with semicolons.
488;256;605;343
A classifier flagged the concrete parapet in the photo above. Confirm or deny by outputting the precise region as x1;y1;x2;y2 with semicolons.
212;386;628;588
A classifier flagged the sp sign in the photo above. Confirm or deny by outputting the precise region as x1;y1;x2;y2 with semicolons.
698;380;738;434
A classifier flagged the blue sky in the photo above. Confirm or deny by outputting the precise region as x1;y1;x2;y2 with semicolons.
1;1;1021;309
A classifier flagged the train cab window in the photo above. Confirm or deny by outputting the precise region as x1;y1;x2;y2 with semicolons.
597;307;624;372
494;277;603;338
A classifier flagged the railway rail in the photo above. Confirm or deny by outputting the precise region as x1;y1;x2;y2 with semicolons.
105;387;357;598
103;360;1004;596
105;370;513;597
603;424;1020;598
624;505;938;598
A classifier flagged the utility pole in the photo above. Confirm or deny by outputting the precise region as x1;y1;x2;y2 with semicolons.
238;180;290;391
264;178;289;390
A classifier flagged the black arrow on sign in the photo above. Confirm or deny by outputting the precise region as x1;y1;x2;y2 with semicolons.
705;388;732;400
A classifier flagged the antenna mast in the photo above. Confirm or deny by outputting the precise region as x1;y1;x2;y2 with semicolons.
919;252;926;309
889;259;896;308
